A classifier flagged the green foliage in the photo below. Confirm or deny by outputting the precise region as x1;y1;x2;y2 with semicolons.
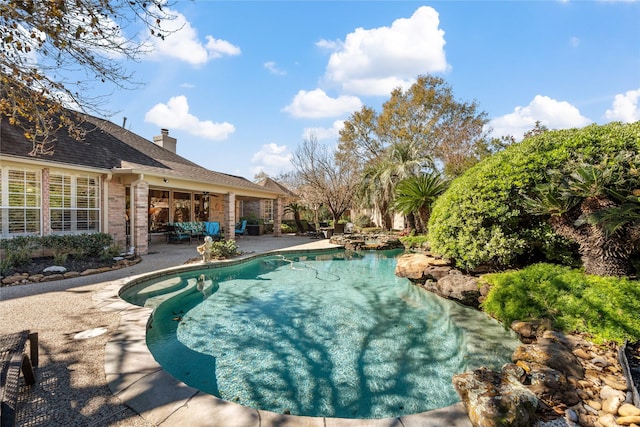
354;214;373;228
0;236;40;273
0;233;114;273
429;122;640;270
281;223;296;233
208;240;239;259
399;235;430;249
481;263;640;344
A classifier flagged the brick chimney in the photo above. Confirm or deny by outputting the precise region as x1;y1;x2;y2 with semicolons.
153;128;177;153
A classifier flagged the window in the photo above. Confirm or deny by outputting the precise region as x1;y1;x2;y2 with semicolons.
173;191;191;222
264;199;274;222
149;189;169;232
0;167;41;237
50;172;100;233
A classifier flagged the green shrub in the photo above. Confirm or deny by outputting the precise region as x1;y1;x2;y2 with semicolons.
0;236;40;273
481;263;640;344
281;223;295;233
400;235;430;249
209;239;239;259
429;122;640;270
354;214;373;228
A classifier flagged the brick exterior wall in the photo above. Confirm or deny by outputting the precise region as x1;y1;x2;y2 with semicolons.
133;180;149;255
224;192;235;240
107;178;126;248
273;197;282;237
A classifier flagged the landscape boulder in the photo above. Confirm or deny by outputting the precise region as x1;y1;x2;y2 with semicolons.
453;365;538;427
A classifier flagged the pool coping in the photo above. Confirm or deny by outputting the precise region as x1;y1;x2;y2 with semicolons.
94;248;473;427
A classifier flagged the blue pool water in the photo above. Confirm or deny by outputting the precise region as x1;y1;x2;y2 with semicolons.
121;249;519;419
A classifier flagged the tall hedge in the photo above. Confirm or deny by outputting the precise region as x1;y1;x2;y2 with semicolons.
428;121;640;270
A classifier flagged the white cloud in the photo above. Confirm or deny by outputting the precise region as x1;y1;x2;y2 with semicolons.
605;89;640;123
322;6;448;96
264;61;287;76
282;89;362;118
250;143;294;175
303;120;346;141
570;36;580;48
144;95;235;140
489;95;592;140
144;8;240;65
179;82;195;88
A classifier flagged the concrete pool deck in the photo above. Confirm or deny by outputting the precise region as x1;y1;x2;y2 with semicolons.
1;234;472;426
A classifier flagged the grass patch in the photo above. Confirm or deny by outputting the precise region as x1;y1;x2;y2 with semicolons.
481;263;640;344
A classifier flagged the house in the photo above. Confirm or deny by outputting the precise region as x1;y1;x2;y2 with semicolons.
0;114;289;255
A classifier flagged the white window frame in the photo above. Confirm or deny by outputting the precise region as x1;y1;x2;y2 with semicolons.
0;167;42;237
263;199;274;222
49;172;100;234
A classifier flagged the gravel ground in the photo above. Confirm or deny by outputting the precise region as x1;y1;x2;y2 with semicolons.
3;280;153;426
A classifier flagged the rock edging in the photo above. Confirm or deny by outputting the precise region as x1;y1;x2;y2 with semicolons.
394;252;640;426
1;257;141;286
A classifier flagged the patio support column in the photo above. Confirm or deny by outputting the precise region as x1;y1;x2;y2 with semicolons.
224;192;235;240
273;197;282;237
132;177;149;255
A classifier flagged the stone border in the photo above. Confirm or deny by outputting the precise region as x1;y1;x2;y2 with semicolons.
2;257;141;286
95;252;473;427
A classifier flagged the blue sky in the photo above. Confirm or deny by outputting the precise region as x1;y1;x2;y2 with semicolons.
103;1;640;180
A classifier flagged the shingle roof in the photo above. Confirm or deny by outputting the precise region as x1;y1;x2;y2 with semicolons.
0;113;274;194
258;177;298;198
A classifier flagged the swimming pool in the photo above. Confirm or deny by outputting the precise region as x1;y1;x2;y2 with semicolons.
120;249;519;419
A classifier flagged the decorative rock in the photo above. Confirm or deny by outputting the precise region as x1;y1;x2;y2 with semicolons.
566;408;579;423
63;271;81;279
587;399;602;410
435;274;481;308
574;348;592;359
603;376;628;391
512;337;584;379
1;275;24;285
619;404;640;417
597;413;617;427
423;265;452;281
601;385;626;401
511;320;553;341
112;256;124;261
28;274;44;282
617;416;640;425
395;254;431;280
602;395;622;414
43;265;67;273
452;365;537;427
80;268;101;276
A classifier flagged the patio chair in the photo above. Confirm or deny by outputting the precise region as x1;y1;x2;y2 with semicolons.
166;223;192;244
235;220;248;236
205;221;222;241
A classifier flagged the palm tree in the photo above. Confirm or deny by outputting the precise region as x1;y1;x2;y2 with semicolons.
394;172;449;234
284;202;306;233
357;141;433;230
523;153;640;276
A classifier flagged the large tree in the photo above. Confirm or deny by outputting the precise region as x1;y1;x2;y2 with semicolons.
1;0;171;155
291;134;359;226
337;75;489;178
